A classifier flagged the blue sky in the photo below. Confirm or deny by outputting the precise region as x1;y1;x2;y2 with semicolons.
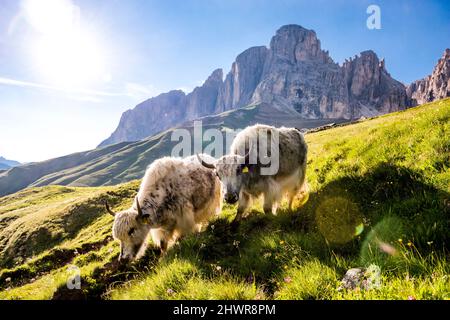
0;0;449;162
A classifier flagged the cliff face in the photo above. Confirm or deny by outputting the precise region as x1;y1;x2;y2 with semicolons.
99;90;187;147
251;25;349;119
99;24;413;147
343;50;409;117
215;46;268;113
251;26;409;119
407;49;450;105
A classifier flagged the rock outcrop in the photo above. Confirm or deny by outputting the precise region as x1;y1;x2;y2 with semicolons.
100;68;225;147
100;90;187;147
407;49;450;105
343;50;409;117
99;24;414;147
251;25;350;119
215;46;269;112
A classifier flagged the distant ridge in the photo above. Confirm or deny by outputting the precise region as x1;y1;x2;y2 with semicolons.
0;157;21;170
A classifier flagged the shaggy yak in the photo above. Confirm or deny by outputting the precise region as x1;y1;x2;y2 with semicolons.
198;124;308;223
105;155;222;262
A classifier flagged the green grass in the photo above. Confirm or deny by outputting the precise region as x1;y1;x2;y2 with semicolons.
0;99;449;300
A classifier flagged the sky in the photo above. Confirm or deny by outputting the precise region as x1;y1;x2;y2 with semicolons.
0;0;449;163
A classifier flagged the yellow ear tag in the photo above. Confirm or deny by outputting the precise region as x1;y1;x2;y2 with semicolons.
242;166;249;173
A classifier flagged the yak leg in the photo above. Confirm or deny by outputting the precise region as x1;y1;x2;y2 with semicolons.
264;181;282;215
150;228;173;255
232;192;251;225
263;193;276;215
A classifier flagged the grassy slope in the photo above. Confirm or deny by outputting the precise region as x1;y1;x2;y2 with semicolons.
0;99;448;300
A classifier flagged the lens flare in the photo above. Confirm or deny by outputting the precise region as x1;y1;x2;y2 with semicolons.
354;223;365;236
316;196;363;244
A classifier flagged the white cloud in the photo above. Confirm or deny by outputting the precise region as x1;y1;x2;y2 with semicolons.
0;76;173;103
0;76;125;97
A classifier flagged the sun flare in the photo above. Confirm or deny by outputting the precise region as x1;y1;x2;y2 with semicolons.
23;0;107;88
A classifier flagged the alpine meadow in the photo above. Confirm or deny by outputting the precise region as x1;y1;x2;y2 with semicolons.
1;99;448;300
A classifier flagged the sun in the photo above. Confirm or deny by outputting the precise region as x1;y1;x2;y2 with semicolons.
33;32;105;88
23;0;107;88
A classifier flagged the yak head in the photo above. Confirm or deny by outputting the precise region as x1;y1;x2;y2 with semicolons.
197;153;257;204
106;197;153;263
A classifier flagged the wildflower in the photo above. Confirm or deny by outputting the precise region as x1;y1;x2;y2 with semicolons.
167;288;174;295
398;239;403;243
283;265;288;269
279;240;285;245
427;241;433;245
233;240;240;247
210;224;215;230
200;243;206;249
216;265;222;271
408;295;416;300
284;276;292;283
407;241;413;247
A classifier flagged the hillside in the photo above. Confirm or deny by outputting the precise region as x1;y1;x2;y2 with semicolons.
0;103;345;197
0;142;131;197
0;99;448;300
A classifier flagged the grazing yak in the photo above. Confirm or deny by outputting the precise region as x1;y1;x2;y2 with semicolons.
198;124;308;223
105;155;222;262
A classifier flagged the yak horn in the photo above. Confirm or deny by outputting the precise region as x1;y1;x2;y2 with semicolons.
135;196;143;217
197;154;216;169
104;200;116;216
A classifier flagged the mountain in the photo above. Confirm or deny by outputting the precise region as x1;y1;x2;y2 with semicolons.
407;49;450;105
1;99;448;299
0;103;346;197
99;24;411;147
0;157;21;170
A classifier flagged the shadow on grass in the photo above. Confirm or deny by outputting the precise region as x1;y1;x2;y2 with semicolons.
0;185;138;269
53;163;450;299
160;163;449;296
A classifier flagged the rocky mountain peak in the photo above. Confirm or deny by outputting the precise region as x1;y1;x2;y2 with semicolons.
99;24;432;147
204;68;223;86
270;24;330;63
342;50;408;116
407;48;450;105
